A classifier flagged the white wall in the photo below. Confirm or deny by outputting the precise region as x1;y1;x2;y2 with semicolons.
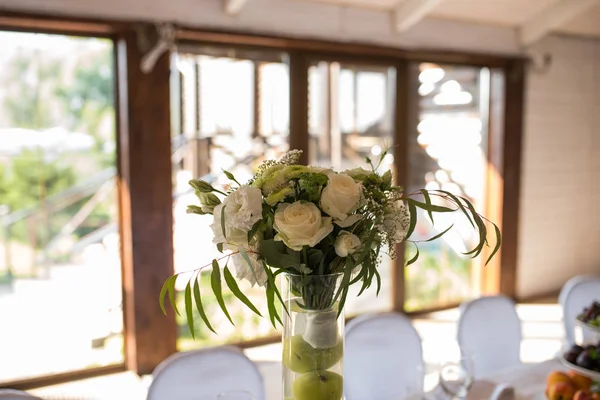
517;35;600;298
0;0;521;55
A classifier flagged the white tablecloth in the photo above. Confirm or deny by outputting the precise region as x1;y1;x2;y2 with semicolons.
257;359;566;400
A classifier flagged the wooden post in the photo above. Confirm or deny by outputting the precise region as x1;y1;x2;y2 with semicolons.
498;60;526;299
392;61;412;313
116;28;177;375
289;52;309;165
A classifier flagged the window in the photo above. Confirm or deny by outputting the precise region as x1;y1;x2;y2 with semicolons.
307;60;396;315
0;31;122;383
171;47;290;349
404;63;491;311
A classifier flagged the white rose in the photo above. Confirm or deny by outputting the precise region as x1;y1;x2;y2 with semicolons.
223;185;263;231
230;249;267;287
334;231;361;257
381;200;411;244
273;201;333;251
211;203;251;249
319;173;362;225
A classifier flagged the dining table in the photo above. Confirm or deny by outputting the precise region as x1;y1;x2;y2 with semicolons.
255;358;567;400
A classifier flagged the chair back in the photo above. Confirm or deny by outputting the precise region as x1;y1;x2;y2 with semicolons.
0;390;42;399
147;346;265;400
457;295;522;376
559;275;600;346
344;312;424;400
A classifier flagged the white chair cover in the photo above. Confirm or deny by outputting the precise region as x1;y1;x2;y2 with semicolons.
0;390;42;399
344;312;424;400
457;295;522;376
147;346;265;400
559;275;600;346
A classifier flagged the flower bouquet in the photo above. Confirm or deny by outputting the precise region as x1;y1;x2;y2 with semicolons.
160;149;500;400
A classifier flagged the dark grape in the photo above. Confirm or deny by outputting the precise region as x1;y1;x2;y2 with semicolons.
565;351;579;364
571;344;584;354
577;352;595;369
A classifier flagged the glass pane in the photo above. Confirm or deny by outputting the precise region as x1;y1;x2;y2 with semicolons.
172;50;289;350
308;61;395;316
0;32;122;382
404;63;490;311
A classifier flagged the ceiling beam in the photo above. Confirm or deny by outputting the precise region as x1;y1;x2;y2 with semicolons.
224;0;248;15
520;0;600;47
394;0;443;33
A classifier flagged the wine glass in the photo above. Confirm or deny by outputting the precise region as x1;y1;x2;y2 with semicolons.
438;355;475;400
216;390;255;400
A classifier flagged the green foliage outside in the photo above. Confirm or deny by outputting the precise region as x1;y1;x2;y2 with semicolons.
0;37;116;262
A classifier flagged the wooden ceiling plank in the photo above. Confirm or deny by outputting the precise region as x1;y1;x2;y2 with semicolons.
520;0;600;46
224;0;249;15
394;0;444;32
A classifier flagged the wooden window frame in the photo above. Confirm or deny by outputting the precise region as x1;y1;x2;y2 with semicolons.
0;11;525;389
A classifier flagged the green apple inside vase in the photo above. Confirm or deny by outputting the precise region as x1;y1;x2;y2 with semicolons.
292;371;344;400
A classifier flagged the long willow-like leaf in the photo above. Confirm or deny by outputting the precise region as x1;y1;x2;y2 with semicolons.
224;266;262;317
184;280;195;339
211;260;234;325
158;274;180;316
403;189;501;267
193;273;216;333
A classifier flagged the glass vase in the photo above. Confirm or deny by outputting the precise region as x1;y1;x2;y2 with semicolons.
282;273;344;400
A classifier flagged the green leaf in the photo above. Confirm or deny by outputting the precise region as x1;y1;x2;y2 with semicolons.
211;260;234;325
184;280;195;339
459;196;487;258
419;189;435;225
220;207;227;240
266;266;289;319
355;228;377;266
265;280;282;328
406;243;420;266
406;197;455;213
239;247;262;286
217;243;224;253
193;274;215;334
159;275;173;315
485;223;502;266
424;224;454;242
434;190;475;228
186;205;207;215
332;259;353;316
224;266;262;317
356;260;373;297
373;267;382;295
260;239;300;269
247;220;262;243
404;201;418;240
167;274;180;316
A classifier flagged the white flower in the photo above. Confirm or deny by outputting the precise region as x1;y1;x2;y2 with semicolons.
273;201;333;251
381;200;411;244
334;231;361;257
319;173;362;225
230;249;268;287
223;185;263;231
211;203;251;249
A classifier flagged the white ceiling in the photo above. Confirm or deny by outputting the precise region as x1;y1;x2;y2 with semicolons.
302;0;600;39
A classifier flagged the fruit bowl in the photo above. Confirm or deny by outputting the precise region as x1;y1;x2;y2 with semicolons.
560;356;600;381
